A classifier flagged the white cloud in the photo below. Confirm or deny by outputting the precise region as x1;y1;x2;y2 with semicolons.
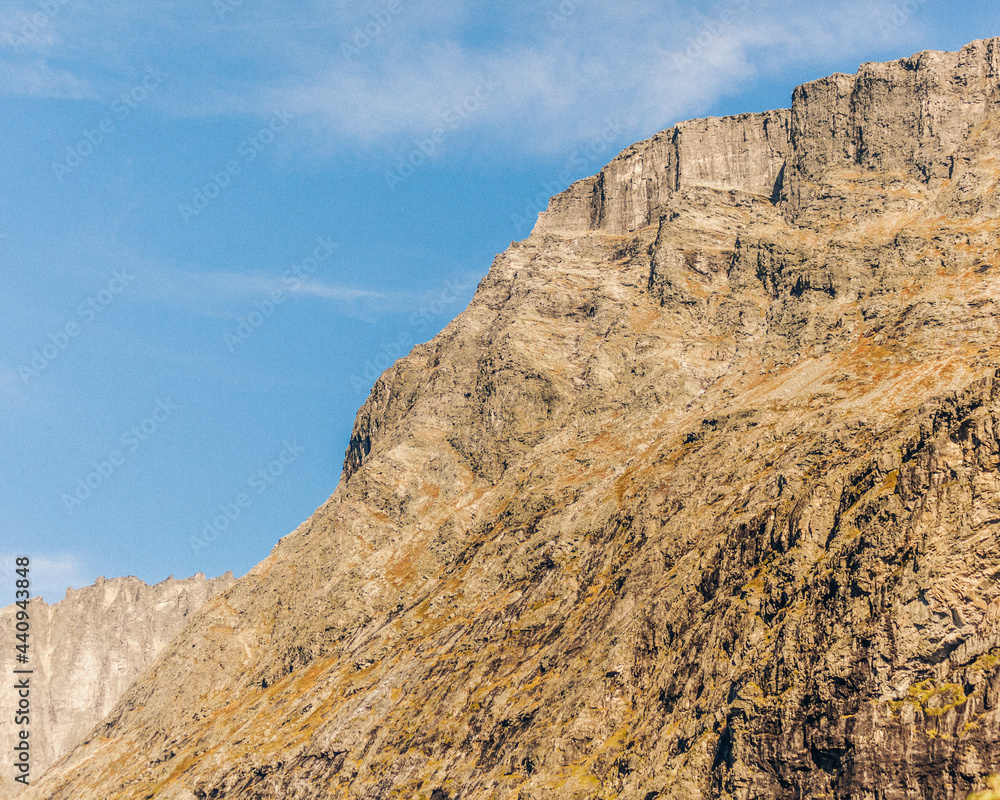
0;552;92;605
0;1;96;99
185;270;384;301
0;366;29;407
162;267;481;316
244;0;937;156
130;265;385;319
0;58;94;99
0;0;960;152
295;280;384;301
0;6;61;52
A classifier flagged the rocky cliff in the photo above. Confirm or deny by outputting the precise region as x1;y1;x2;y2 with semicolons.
0;573;233;800
19;37;1000;800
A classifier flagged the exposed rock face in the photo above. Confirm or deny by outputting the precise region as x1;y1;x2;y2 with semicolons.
536;110;792;236
20;37;1000;800
0;573;233;800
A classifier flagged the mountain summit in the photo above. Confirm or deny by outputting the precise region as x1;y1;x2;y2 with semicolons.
24;38;1000;799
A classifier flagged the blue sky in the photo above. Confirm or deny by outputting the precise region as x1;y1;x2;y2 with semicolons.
2;0;998;602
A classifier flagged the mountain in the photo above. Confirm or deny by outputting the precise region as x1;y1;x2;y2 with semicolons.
0;573;233;800
21;37;1000;799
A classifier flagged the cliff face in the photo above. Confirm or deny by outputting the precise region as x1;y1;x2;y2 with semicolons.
0;573;233;800
535;109;791;236
20;38;1000;800
538;39;1000;238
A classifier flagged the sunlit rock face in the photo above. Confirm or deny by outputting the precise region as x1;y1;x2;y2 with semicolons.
21;38;1000;800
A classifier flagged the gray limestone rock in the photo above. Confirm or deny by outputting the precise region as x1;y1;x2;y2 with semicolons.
0;573;233;800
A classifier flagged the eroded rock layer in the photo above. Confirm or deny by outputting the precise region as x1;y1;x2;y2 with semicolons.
22;37;1000;800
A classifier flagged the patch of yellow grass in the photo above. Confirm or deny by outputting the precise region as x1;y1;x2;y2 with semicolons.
968;775;1000;800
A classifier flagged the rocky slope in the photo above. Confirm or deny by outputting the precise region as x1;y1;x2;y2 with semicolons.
20;37;1000;799
0;573;233;800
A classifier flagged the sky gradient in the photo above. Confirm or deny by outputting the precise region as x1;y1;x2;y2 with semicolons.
3;0;999;601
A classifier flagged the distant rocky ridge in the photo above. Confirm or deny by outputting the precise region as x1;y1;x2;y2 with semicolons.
20;37;1000;800
0;572;233;799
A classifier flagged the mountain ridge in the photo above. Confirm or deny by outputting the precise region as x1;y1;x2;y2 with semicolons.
0;572;234;800
20;36;1000;800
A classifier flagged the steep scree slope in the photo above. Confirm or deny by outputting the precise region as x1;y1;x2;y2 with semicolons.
22;38;1000;800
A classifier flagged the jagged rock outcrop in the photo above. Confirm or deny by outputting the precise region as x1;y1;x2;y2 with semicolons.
19;37;1000;800
0;573;233;800
536;109;791;236
539;38;1000;238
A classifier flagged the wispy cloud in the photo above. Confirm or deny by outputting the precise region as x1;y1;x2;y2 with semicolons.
156;265;482;315
0;0;959;152
0;1;96;99
0;58;94;99
165;267;482;313
135;267;385;315
295;280;383;301
244;0;943;153
0;552;92;605
0;366;30;408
